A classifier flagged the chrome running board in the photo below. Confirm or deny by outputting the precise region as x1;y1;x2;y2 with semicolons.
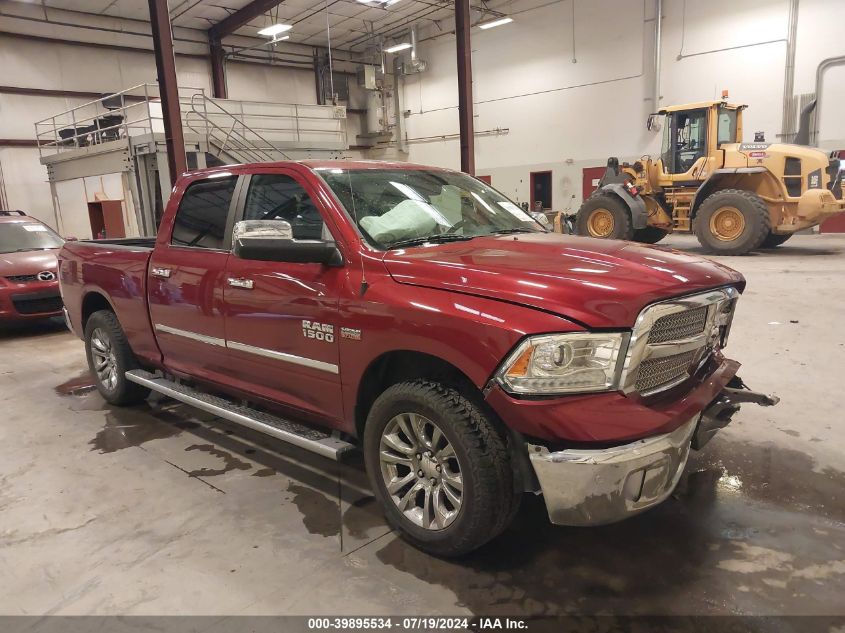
125;369;354;461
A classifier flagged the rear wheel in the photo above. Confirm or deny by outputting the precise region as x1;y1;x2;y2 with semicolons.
693;189;771;255
633;226;668;244
363;380;518;557
761;232;793;248
84;310;150;405
576;194;634;240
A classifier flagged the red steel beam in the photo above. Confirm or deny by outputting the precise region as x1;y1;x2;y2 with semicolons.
207;1;285;99
209;0;284;39
454;0;475;175
209;36;227;98
148;0;187;185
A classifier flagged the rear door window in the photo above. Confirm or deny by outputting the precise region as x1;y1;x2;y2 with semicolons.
171;176;237;249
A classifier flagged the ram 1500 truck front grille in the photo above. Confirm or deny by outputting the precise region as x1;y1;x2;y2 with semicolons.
620;287;738;397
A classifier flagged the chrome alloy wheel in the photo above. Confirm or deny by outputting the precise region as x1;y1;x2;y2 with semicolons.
379;413;463;530
90;327;118;391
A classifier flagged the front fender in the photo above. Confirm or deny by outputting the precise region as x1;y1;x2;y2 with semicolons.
601;184;648;229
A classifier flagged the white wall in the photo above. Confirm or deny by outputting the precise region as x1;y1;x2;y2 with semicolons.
401;0;845;209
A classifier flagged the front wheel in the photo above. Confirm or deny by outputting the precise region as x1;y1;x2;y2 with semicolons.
761;232;793;248
363;380;518;557
576;194;634;240
84;310;150;405
633;226;668;244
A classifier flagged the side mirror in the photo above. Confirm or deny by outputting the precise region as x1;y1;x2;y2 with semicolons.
232;220;343;266
646;113;662;131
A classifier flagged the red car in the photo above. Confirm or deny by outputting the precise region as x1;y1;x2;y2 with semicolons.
58;161;777;556
0;211;65;322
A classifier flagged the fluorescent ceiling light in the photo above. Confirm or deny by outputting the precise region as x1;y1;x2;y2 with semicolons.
258;23;292;37
478;16;513;29
384;42;412;53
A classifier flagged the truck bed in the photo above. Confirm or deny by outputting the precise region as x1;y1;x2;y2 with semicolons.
58;238;160;365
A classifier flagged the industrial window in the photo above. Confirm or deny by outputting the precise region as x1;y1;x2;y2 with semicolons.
243;174;326;241
170;176;237;250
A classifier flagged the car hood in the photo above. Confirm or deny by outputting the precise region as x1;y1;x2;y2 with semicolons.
381;233;744;328
0;249;59;277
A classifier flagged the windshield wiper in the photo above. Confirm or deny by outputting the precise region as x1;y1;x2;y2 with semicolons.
489;227;544;235
6;247;54;253
387;234;475;250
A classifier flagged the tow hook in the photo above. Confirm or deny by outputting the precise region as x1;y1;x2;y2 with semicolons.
692;376;779;450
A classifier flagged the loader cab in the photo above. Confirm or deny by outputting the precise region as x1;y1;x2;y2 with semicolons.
655;101;744;184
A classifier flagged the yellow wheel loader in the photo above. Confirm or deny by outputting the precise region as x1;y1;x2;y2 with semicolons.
576;99;845;255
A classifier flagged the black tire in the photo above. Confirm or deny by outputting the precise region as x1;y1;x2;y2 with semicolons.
84;310;150;406
633;226;668;244
576;193;634;240
760;232;793;248
363;380;518;557
693;189;771;255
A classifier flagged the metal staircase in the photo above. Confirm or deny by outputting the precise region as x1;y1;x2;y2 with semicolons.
184;93;348;166
184;93;291;165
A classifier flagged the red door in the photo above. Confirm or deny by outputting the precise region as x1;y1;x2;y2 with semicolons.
147;174;238;382
222;170;345;426
582;166;606;201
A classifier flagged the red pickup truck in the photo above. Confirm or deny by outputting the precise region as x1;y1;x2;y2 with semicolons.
59;161;777;556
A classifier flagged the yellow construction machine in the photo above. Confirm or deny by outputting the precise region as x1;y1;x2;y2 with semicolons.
576;98;845;254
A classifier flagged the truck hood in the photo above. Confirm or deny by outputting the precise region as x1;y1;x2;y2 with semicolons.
382;233;744;328
0;249;59;276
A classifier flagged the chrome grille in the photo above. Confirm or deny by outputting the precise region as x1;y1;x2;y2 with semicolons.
648;305;709;343
5;274;39;283
635;350;698;393
621;287;739;397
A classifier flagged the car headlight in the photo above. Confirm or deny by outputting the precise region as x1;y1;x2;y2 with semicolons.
496;332;626;395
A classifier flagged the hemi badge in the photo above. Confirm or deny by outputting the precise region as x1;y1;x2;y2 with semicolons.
341;327;362;341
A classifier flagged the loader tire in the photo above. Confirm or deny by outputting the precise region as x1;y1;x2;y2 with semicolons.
633;226;668;244
576;194;634;240
693;189;771;255
761;232;793;248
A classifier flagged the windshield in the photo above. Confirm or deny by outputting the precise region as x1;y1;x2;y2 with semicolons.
0;222;64;254
317;168;545;249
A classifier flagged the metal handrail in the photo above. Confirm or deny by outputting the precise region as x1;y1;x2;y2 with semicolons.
185;93;291;164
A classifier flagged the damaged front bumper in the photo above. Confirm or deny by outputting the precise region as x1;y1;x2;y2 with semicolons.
527;376;778;527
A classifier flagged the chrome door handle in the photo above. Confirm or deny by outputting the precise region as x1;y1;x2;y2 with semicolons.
151;267;171;279
227;277;254;289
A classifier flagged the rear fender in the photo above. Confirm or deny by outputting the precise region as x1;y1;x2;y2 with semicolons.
690;167;779;217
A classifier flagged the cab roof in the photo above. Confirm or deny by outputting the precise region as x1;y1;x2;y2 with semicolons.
179;159;453;181
658;101;746;114
0;211;37;224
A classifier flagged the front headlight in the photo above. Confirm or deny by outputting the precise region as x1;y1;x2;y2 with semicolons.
496;332;626;395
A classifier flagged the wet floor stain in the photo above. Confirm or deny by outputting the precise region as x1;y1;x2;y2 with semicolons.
89;408;200;454
54;371;96;396
287;482;340;538
252;467;276;477
184;444;252;477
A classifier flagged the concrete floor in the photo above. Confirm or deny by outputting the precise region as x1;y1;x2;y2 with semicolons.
1;233;844;617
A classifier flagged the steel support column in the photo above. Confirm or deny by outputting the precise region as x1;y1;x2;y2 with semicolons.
454;0;475;175
210;37;228;98
148;0;187;186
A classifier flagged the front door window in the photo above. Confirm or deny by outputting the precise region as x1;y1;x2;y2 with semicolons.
663;109;708;175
